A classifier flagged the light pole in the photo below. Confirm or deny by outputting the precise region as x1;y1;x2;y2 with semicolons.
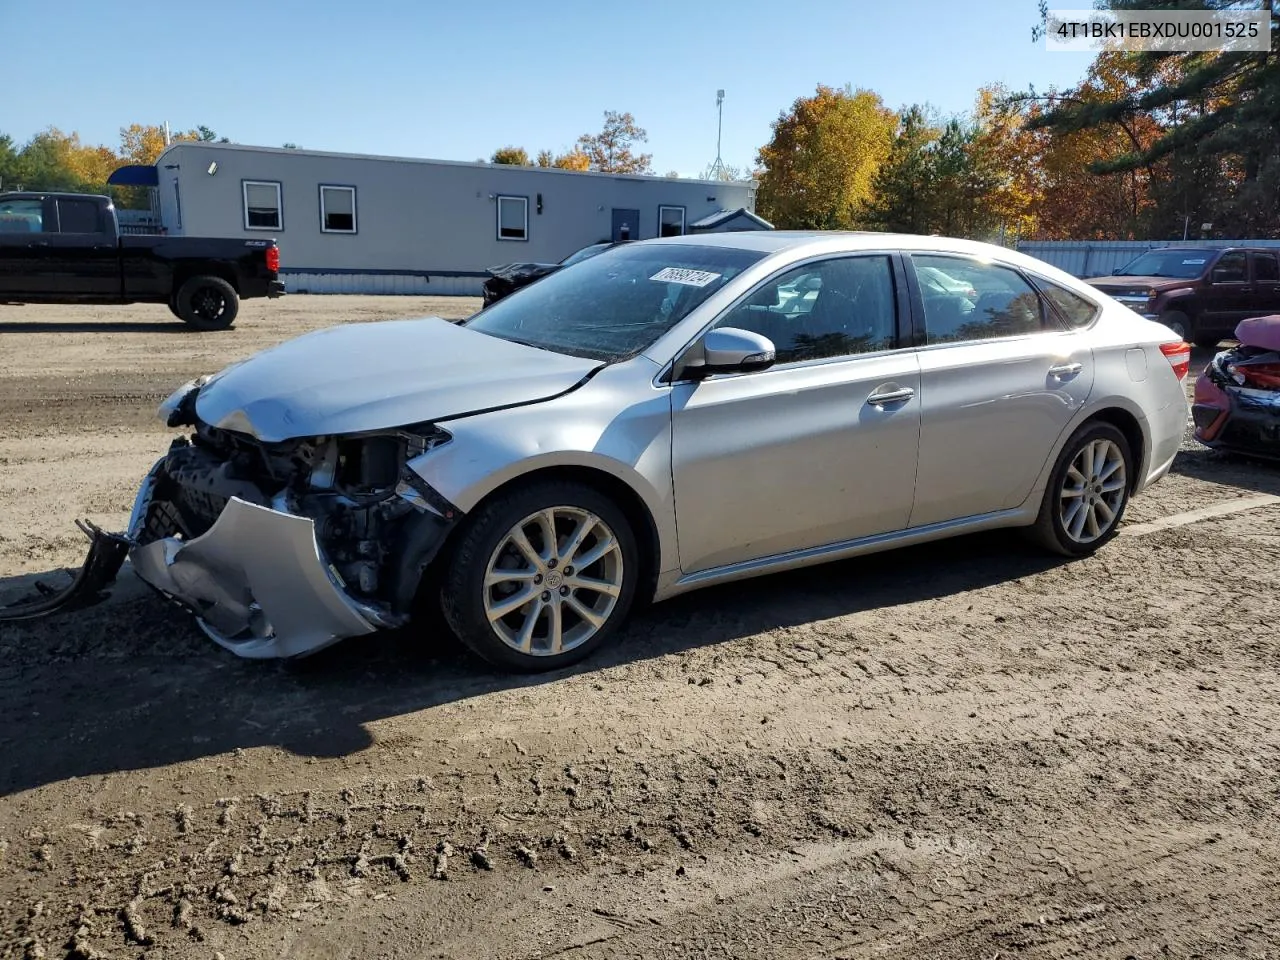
708;89;727;180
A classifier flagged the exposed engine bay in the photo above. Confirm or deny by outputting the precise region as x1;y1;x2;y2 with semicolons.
143;413;454;603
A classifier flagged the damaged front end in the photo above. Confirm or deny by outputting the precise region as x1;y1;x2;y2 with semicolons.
1193;314;1280;461
2;380;462;657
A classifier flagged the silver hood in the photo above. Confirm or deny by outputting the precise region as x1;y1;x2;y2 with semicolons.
193;317;602;441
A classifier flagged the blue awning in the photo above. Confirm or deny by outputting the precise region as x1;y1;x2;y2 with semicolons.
107;164;159;186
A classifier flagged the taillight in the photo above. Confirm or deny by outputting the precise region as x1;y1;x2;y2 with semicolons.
266;246;280;272
1160;340;1191;380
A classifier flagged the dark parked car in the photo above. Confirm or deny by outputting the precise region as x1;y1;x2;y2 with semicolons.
481;240;626;307
0;192;284;329
1086;246;1280;348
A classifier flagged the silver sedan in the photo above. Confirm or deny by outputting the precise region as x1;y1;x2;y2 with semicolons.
41;232;1192;671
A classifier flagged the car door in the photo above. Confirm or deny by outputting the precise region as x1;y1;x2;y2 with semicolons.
906;253;1095;529
0;196;54;296
1203;251;1252;331
45;197;119;298
1248;251;1280;316
669;253;921;575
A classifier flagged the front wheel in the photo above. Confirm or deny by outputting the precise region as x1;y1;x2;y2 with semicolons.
1028;421;1133;557
175;275;239;330
440;481;639;672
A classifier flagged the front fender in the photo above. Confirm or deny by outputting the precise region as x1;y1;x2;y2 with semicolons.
407;367;679;576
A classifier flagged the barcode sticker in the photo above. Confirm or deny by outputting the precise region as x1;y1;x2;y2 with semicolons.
650;267;722;287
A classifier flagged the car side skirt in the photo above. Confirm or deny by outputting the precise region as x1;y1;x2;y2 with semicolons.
653;505;1036;602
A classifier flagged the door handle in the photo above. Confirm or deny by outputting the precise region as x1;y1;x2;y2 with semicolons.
1048;361;1083;379
867;386;915;406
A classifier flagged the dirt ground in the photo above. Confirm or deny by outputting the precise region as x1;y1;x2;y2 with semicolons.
1;297;1279;960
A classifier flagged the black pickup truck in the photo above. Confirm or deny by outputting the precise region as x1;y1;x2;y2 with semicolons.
0;192;284;329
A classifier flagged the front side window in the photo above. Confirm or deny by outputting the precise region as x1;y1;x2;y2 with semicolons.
1214;251;1247;282
0;198;47;233
711;255;898;364
464;242;764;362
659;205;685;237
497;195;528;240
243;181;282;230
913;255;1045;345
57;198;103;234
320;185;356;233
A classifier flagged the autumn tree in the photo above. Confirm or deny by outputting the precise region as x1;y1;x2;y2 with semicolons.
1028;0;1280;236
575;111;653;174
755;84;897;229
491;145;531;165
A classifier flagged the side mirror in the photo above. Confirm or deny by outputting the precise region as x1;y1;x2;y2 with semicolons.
682;327;776;379
1212;267;1240;283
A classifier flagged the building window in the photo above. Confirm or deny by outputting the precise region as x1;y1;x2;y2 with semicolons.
659;205;685;237
243;180;282;230
497;195;528;241
320;185;357;233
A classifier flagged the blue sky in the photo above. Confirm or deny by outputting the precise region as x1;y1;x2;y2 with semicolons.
1;0;1095;177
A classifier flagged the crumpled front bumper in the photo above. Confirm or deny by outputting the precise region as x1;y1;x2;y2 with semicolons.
125;460;385;658
1193;373;1280;460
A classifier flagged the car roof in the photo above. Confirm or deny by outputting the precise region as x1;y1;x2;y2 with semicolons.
0;191;111;202
642;230;1089;285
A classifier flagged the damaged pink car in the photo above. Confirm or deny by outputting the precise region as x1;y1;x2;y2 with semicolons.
1193;314;1280;460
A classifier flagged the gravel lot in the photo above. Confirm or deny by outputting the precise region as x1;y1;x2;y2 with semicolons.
2;297;1279;960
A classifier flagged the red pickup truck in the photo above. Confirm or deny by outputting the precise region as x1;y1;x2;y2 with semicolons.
1086;246;1280;348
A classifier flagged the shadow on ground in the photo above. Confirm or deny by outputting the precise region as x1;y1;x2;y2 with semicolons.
0;320;197;335
0;527;1067;797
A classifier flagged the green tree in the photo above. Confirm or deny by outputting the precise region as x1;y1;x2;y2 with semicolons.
755;84;898;229
576;111;653;174
867;105;941;232
491;145;531;165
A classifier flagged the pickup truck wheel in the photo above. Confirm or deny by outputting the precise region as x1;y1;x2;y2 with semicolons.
1160;309;1190;341
176;276;239;330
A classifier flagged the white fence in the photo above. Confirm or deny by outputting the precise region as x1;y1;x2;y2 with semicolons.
1017;239;1280;278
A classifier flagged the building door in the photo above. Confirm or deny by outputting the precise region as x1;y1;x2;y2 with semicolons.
611;209;640;242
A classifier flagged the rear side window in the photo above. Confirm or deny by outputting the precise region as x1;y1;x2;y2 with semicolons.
57;199;103;234
0;198;47;233
1251;252;1279;283
912;255;1045;345
1036;279;1100;329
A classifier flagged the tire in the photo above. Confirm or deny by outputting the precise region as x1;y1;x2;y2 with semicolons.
1028;421;1133;557
1160;309;1191;341
175;275;239;330
440;481;640;672
166;295;181;320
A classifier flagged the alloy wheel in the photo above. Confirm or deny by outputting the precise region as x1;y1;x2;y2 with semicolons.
482;507;624;657
1059;438;1127;543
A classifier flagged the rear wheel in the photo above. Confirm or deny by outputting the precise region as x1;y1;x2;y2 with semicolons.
440;481;639;672
1029;421;1133;557
175;275;239;330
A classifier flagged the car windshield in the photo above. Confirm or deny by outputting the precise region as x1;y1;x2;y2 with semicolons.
463;243;766;362
559;243;611;266
1114;250;1213;278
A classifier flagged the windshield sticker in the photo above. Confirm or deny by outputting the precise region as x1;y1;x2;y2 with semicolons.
650;267;722;287
1182;258;1207;264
